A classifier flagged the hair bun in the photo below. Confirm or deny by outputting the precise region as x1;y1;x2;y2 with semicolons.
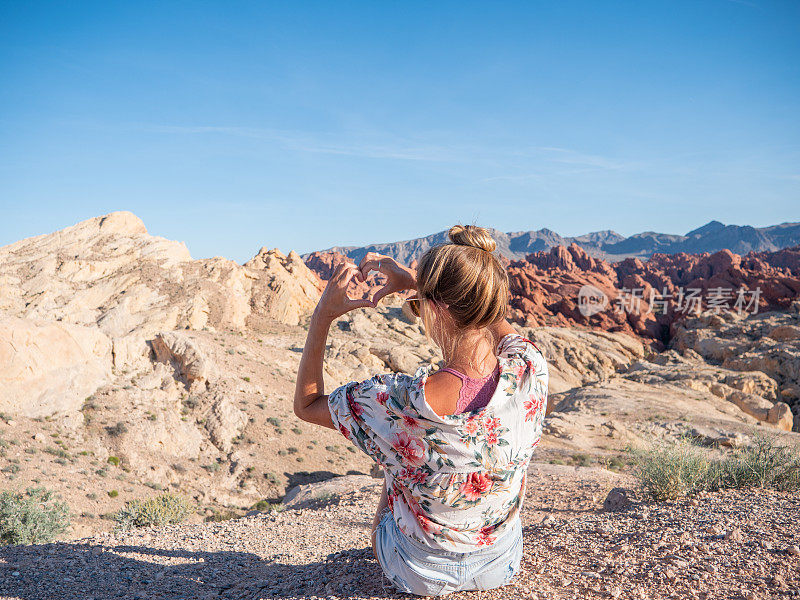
448;224;497;253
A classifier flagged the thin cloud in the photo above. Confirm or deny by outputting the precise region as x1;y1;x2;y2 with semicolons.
145;124;458;162
144;124;638;176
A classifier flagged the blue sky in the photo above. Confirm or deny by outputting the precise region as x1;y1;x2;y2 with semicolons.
1;1;798;262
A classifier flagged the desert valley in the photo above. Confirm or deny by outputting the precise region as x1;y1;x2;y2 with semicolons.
1;212;799;600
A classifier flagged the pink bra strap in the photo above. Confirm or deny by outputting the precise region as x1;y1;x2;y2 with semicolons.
441;367;467;380
441;365;500;414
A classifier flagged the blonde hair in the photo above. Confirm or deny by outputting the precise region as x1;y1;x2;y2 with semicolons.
416;225;509;364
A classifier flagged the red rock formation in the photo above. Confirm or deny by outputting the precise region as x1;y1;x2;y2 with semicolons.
304;245;800;348
303;250;405;303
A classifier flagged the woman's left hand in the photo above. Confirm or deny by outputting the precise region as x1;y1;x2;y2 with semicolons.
314;261;375;323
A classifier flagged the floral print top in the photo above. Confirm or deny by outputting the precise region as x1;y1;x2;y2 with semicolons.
328;333;548;552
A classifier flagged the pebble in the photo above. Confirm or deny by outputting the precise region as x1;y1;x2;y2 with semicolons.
0;473;796;600
725;528;743;542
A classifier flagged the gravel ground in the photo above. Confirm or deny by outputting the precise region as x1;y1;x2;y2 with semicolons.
0;463;797;600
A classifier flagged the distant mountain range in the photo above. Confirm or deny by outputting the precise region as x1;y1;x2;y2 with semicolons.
308;220;800;264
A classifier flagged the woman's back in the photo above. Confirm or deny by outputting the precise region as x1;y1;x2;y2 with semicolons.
328;333;548;552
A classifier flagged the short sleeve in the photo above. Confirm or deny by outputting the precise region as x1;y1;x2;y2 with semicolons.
496;333;544;364
327;373;408;468
497;334;549;419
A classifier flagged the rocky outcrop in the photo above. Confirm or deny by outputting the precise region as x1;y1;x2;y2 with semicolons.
672;307;800;430
0;212;325;414
245;248;322;326
0;317;112;417
0;211;322;338
151;332;217;389
505;244;800;348
205;395;249;452
526;326;645;394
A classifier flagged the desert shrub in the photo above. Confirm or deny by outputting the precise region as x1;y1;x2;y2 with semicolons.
708;435;800;492
0;487;69;545
107;490;119;498
44;446;69;459
631;440;711;501
266;417;281;428
249;499;284;513
205;508;240;522
632;434;800;501
107;456;120;467
106;422;128;436
2;464;20;474
114;493;192;530
604;455;627;472
570;453;593;467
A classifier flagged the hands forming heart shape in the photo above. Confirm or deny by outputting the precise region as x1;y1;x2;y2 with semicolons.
314;253;417;322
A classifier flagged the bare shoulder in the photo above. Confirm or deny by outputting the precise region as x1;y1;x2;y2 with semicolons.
423;371;461;417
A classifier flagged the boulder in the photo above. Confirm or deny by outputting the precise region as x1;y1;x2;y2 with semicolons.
152;332;216;387
603;487;635;512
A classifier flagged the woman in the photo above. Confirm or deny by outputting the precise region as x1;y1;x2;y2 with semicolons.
294;225;548;596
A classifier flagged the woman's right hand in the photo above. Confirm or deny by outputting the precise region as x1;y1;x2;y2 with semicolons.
358;252;417;305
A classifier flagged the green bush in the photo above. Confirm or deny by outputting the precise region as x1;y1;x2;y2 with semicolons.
249;499;284;513
106;422;128;436
632;433;800;501
0;487;69;545
107;456;120;467
709;435;800;492
114;493;192;530
632;440;709;501
44;446;69;459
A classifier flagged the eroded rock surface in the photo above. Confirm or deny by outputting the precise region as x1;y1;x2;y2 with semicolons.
0;317;112;417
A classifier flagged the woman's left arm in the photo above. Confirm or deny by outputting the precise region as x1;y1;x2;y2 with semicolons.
294;262;373;428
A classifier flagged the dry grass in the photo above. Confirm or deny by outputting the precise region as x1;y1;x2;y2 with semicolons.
631;433;800;501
